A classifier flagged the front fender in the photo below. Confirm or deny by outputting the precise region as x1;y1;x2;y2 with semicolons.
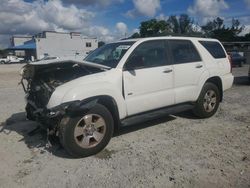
47;82;127;119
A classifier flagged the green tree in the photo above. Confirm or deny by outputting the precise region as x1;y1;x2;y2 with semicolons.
135;15;246;41
130;32;140;38
167;14;195;34
139;19;170;37
231;18;244;35
244;32;250;40
202;17;244;41
98;41;105;47
0;49;7;58
167;16;179;33
138;14;197;38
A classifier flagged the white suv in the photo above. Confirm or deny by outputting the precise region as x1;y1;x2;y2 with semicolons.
21;37;234;157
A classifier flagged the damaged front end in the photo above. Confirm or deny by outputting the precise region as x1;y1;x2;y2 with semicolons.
20;59;107;131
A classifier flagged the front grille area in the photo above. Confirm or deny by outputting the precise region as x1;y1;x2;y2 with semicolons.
28;81;53;108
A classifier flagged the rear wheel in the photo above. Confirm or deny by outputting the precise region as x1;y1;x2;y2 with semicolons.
193;82;220;118
0;61;5;64
59;104;114;158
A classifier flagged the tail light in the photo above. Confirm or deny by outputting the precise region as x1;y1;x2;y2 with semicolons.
227;53;232;73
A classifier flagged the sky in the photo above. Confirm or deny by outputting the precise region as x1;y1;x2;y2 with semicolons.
0;0;250;48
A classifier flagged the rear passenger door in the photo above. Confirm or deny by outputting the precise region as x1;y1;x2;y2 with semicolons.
168;40;204;103
199;41;229;75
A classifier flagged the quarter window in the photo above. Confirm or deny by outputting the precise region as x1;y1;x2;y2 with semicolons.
169;40;201;64
199;41;226;59
125;40;168;70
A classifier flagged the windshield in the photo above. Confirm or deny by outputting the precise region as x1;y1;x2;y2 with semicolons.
84;41;135;68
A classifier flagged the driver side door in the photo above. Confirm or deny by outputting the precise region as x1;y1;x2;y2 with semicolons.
123;40;175;116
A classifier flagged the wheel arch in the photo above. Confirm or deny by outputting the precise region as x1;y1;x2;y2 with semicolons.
96;95;121;132
205;76;223;102
65;95;121;131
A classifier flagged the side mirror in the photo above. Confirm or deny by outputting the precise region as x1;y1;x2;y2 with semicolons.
125;61;135;71
124;55;143;71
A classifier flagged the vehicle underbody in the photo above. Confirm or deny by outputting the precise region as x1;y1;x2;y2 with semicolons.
21;60;104;132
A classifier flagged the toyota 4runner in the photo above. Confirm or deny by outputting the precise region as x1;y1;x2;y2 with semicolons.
21;37;234;157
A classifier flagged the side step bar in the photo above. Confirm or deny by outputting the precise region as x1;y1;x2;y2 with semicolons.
120;103;194;127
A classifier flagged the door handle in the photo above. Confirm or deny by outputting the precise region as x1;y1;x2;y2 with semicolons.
163;69;173;73
195;64;203;68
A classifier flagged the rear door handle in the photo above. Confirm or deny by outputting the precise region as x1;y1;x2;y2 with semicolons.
196;64;203;68
163;69;173;73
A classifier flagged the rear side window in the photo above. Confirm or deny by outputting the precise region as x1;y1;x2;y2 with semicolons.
169;40;201;64
199;41;226;59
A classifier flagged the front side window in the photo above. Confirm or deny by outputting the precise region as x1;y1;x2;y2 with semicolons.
85;42;135;68
169;40;201;64
125;40;168;70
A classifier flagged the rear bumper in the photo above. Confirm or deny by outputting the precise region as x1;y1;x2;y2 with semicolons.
221;73;234;91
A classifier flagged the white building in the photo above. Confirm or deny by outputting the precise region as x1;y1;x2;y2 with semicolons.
10;35;33;57
10;31;98;60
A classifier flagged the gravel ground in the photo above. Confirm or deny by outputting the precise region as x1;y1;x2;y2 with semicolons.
0;64;249;188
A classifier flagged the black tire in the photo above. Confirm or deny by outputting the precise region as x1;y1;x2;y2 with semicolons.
193;82;220;118
0;61;4;64
239;62;243;67
59;103;114;158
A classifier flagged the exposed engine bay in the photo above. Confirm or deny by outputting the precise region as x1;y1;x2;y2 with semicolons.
21;59;107;129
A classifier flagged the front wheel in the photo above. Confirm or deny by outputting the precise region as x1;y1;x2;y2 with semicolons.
193;83;220;118
59;104;114;158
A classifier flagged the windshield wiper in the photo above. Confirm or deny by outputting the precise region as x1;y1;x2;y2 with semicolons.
81;60;112;70
65;60;111;70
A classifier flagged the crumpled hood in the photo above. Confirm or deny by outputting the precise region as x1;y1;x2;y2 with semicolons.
57;70;108;89
21;58;110;79
28;58;110;69
46;69;118;108
21;56;115;109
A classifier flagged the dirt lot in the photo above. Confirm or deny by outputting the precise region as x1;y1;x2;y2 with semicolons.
0;64;249;188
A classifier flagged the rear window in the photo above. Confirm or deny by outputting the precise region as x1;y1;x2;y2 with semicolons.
199;41;226;59
169;40;201;64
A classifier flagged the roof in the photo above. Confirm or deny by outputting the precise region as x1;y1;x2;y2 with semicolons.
222;41;250;45
8;42;36;50
118;36;219;43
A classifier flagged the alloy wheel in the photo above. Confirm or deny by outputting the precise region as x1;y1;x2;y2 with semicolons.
74;114;106;149
203;90;217;112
